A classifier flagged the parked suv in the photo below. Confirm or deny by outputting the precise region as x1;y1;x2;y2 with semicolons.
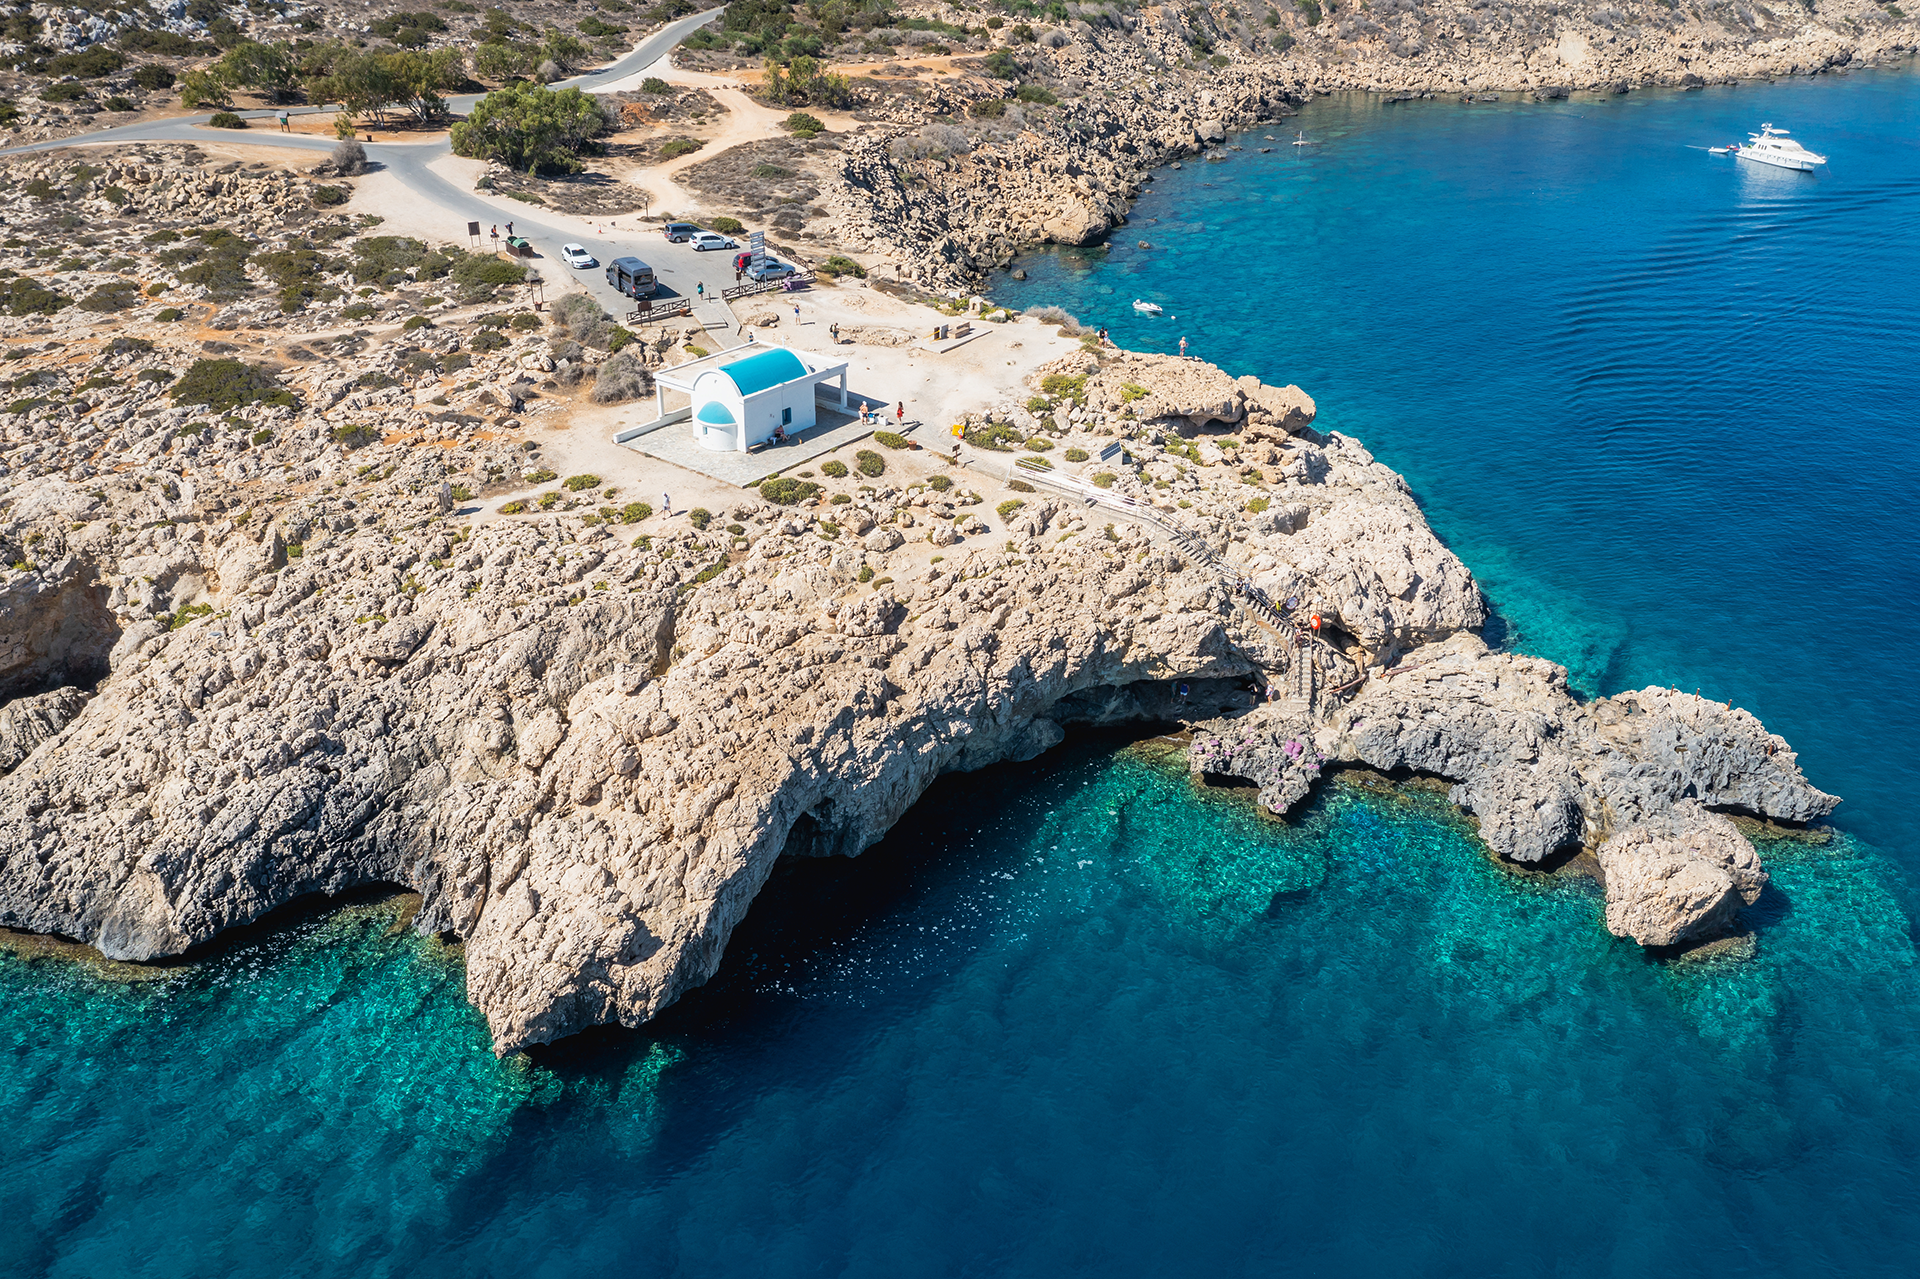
662;222;699;243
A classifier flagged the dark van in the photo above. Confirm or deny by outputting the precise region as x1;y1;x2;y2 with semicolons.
605;256;656;299
663;222;699;243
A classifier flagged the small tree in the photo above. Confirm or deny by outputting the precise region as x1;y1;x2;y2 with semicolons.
450;82;613;174
179;69;234;110
783;110;823;137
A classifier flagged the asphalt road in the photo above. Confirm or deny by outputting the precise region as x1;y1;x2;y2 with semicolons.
0;8;754;341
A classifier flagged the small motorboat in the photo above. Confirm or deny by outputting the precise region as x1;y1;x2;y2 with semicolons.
1708;145;1734;155
1132;299;1164;315
1292;131;1317;146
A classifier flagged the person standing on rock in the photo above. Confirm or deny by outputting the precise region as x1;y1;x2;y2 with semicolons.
662;491;671;516
1179;335;1188;358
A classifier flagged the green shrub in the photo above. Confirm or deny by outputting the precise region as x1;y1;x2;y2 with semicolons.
760;477;822;504
137;368;176;385
858;564;874;582
132;64;176;91
821;460;849;478
1245;496;1271;513
783;110;823;137
510;312;541;330
855;448;885;477
1091;472;1117;489
1024;436;1052;451
927;474;953;493
250;429;274;446
710;216;744;234
155;306;184;322
1;277;70;317
872;430;909;449
78;282;141;315
471;329;508;352
1015;84;1057;105
170;358;296;411
500;500;528;514
620;501;652;523
208;111;247;128
659;137;704;159
332;424;379;447
402;315;433;331
538;491;560;509
830;493;851;505
997;499;1025;521
1064;447;1089;462
525;467;557;482
640;76;671;94
311;184;348;207
687;506;712;530
563;473;601;491
1040;372;1087;402
819;254;866;279
972;98;1007;119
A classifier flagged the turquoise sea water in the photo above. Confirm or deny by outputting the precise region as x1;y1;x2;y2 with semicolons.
7;68;1920;1275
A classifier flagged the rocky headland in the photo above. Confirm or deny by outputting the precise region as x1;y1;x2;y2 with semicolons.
0;226;1838;1049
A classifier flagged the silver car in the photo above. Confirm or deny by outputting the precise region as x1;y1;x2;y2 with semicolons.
690;232;738;252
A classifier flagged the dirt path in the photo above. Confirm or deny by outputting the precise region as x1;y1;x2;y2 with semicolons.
594;51;867;216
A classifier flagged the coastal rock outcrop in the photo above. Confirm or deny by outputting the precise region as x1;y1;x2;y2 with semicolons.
1188;634;1835;943
1596;804;1768;946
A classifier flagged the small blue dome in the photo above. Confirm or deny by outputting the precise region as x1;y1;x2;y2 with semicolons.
696;401;737;425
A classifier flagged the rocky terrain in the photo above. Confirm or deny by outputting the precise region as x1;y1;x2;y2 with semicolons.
0;179;1838;1049
0;1;1869;1051
796;0;1917;285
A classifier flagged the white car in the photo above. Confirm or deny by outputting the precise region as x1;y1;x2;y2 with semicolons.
560;244;596;269
690;232;737;252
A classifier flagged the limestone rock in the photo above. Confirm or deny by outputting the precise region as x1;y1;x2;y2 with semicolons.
1597;805;1766;946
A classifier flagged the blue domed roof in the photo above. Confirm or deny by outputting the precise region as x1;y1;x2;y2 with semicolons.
719;348;808;396
696;401;737;425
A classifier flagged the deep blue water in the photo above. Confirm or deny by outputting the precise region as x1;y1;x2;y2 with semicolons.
7;68;1920;1276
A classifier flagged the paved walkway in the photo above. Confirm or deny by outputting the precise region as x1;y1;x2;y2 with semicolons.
625;406;911;487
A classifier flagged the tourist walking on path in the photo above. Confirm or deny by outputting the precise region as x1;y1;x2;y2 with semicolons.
278;112;290;132
793;304;801;325
661;492;671;516
696;282;705;302
830;322;840;343
505;221;514;238
895;401;905;424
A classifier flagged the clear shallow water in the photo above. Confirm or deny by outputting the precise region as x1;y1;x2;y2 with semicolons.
7;70;1920;1276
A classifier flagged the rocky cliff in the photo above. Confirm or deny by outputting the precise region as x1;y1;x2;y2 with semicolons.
818;1;1917;287
0;340;1836;1051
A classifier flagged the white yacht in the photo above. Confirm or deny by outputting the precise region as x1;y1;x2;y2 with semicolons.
1735;124;1827;172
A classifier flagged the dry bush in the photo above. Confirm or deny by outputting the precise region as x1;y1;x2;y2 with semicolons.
591;350;652;403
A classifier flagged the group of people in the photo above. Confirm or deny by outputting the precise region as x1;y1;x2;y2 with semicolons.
855;401;907;426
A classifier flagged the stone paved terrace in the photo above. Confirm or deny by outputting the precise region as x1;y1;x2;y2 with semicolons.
618;396;919;487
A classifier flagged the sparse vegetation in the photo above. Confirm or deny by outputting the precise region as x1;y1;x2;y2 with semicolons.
760;476;822;504
170;359;296;411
